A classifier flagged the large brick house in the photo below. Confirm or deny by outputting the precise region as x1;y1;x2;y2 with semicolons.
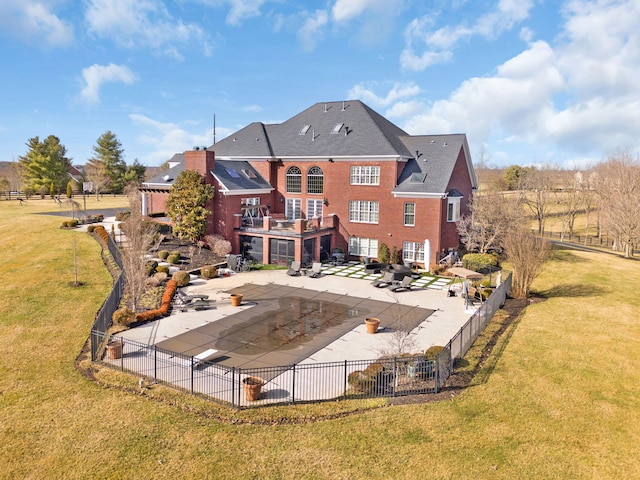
140;100;477;267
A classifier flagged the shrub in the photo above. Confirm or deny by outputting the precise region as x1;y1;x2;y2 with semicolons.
87;225;96;233
158;250;170;260
425;345;445;359
200;265;218;279
153;272;168;283
390;245;401;264
62;219;78;228
205;234;232;257
461;253;498;272
112;307;135;327
156;265;170;275
167;253;181;265
115;211;130;221
145;260;158;276
172;270;191;287
378;243;390;263
430;263;447;275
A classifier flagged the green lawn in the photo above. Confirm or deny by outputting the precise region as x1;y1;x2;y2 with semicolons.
1;198;639;479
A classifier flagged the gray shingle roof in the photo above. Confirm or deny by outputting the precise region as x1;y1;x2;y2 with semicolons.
143;154;185;188
213;160;273;193
146;101;474;196
394;134;470;194
212;100;413;159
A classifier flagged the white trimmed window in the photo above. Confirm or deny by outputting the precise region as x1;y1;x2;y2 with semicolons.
306;166;324;194
306;199;323;219
286;166;302;193
349;237;378;257
403;241;425;263
350;166;380;185
404;202;415;226
447;197;461;222
349;200;379;223
286;198;302;220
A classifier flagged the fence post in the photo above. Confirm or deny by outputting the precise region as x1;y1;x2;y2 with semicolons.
291;364;296;404
344;360;348;400
231;367;236;409
190;357;194;393
434;356;439;394
153;345;157;384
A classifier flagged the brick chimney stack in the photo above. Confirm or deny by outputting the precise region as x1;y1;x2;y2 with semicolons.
185;148;215;181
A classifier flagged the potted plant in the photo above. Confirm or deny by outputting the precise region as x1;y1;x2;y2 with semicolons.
242;376;265;401
230;293;243;306
106;339;123;359
364;317;380;334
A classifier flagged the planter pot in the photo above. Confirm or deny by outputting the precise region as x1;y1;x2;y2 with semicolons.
230;293;243;307
106;340;122;359
364;317;380;334
242;376;265;401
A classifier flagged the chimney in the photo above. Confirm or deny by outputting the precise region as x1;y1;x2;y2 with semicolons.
185;149;215;180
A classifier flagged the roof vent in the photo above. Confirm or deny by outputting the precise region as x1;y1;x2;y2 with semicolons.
163;175;170;182
443;142;447;147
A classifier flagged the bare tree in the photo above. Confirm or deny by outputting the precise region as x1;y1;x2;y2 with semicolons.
457;191;522;254
503;227;551;299
120;185;158;312
519;165;556;235
593;153;640;257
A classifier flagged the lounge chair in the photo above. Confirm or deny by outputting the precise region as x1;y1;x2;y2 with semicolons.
388;276;414;292
287;261;302;276
372;272;395;288
174;289;215;312
176;289;209;301
308;262;323;278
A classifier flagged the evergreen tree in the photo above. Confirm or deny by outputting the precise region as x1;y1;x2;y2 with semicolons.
87;131;126;194
18;135;72;195
122;159;146;185
166;170;214;242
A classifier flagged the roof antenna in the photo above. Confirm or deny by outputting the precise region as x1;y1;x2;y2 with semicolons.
213;114;216;145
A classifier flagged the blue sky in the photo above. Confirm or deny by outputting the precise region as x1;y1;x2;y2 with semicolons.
1;0;639;168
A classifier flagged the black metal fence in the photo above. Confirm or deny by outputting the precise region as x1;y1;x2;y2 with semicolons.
92;330;444;408
445;273;512;367
91;272;512;408
90;234;124;359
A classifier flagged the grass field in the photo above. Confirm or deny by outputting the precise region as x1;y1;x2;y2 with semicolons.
1;197;639;479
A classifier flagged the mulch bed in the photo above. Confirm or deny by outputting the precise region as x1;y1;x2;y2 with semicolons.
156;237;225;272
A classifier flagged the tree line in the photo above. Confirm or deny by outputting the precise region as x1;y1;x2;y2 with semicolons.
2;131;146;198
459;153;640;297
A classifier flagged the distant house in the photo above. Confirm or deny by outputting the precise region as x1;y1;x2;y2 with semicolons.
140;100;477;267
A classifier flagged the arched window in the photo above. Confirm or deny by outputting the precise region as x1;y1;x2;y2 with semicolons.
286;166;302;193
306;166;324;194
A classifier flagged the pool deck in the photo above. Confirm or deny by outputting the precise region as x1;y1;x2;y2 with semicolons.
118;267;477;365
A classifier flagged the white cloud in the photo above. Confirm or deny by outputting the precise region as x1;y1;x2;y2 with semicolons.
225;0;265;26
400;0;534;71
243;104;262;112
80;64;137;104
0;0;73;48
331;0;404;45
348;82;422;108
84;0;204;56
297;10;328;52
129;113;213;165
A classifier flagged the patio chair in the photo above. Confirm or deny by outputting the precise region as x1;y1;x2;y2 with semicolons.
372;271;395;288
174;289;215;312
287;261;302;276
388;276;414;292
176;289;209;301
308;262;323;278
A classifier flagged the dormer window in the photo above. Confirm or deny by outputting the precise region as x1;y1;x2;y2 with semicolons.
299;125;311;135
